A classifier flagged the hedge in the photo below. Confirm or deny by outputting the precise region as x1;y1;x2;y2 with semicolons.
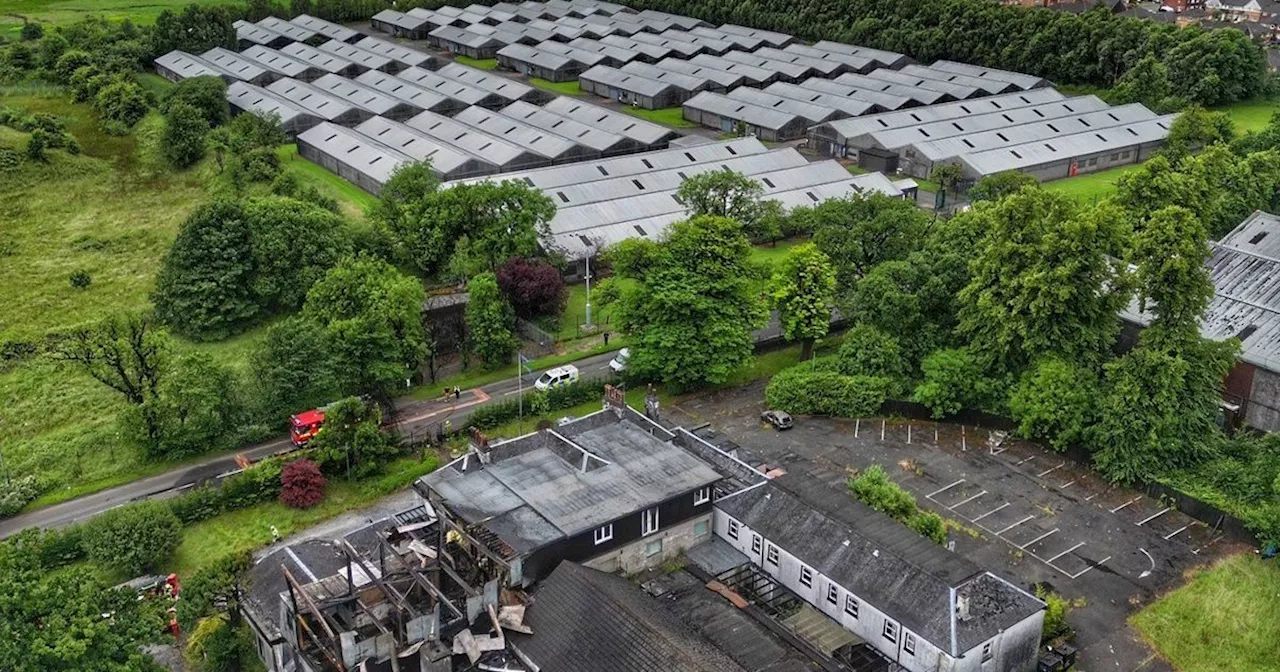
466;378;606;431
764;367;891;418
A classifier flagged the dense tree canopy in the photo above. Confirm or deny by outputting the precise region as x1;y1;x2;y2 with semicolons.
768;242;836;360
465;272;520;369
811;193;930;291
161;75;228;128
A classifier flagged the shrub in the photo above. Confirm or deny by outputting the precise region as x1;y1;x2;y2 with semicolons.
82;500;181;574
52;49;90;83
764;366;891;417
177;551;252;631
1036;586;1073;642
0;147;20;171
837;324;911;391
20;22;44;41
912;348;994;418
160;75;228;127
907;510;947;544
0;475;43;517
496;257;567;319
162;101;208;168
848;465;917;520
92;80;148;130
280;458;326;509
69;269;91;289
25;129;49;161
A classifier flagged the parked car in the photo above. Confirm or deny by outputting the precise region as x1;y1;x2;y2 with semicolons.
534;364;580;392
761;410;793;430
609;348;630;373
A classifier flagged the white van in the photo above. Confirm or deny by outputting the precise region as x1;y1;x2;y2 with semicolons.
534;364;579;392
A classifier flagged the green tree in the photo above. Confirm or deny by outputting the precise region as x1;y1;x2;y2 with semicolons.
303;255;426;395
465;272;520;369
957;191;1131;372
52;48;91;83
243;196;353;313
837;324;910;388
1109;55;1174;110
677;169;775;241
848;465;916;520
371;159;439;229
161;75;228;127
811;193;930;290
150;5;236;56
249;316;339;423
307;397;396;478
136;352;243;459
967;171;1037;203
1008;357;1098;451
767;243;836;360
19;21;43;41
1163;105;1235;159
1112;153;1205;225
1130;205;1214;335
912;348;995;418
92;80;149;130
611;215;768;391
82;500;182;574
162;101;208;168
153;200;259;340
25;128;49;161
929;163;965;205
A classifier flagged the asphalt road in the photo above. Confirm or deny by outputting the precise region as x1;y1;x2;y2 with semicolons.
0;349;622;539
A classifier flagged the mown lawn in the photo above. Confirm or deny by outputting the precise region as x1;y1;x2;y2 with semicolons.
1131;554;1280;672
1218;97;1280;134
1042;163;1143;203
623;106;697;128
0;0;236;38
453;55;498;70
529;78;582;96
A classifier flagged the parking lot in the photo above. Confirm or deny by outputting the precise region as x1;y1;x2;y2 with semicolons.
671;382;1245;672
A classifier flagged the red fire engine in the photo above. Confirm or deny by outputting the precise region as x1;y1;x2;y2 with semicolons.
289;408;326;447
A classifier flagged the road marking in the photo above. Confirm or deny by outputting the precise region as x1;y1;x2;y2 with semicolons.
1019;528;1059;550
907;424;911;444
1111;497;1141;513
1137;507;1172;526
934;427;938;443
1037;462;1066;478
1058;479;1076;489
973;502;1009;522
881;419;885;441
997;515;1035;535
1085;492;1101;501
1068;556;1110;579
948;490;988;510
1045;542;1085;563
928;479;965;498
854;419;859;438
1163;525;1188;540
1017;455;1036;465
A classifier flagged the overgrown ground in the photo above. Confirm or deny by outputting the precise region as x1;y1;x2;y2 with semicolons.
529;78;582;96
0;0;235;38
1131;554;1280;672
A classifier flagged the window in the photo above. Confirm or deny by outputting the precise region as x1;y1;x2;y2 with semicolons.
766;544;778;566
694;487;711;506
844;595;859;619
694;520;709;537
904;632;916;656
593;524;613;545
826;584;839;605
883;620;898;644
982;642;993;662
799;565;813;588
727;519;739;539
645;538;663;558
750;534;762;554
641;507;660;536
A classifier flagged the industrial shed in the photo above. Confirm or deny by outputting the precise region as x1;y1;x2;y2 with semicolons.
929;60;1051;90
719;50;816;83
238;45;322;82
582;13;648;36
619;61;711;96
429;25;505;58
354;70;462;115
354;116;498;180
898;64;1020;96
266;78;373;126
354;36;438;70
290;14;361;43
666;32;743;57
726;86;847;125
297;122;408;194
689;26;766;52
406;6;459;29
579;64;691;109
782;43;877;75
599;34;676;62
717;24;796;49
154;51;234;83
763;82;880;118
465;3;517;24
497;43;585;82
436;62;545;104
569;37;644;66
753;46;849;78
395;66;510;109
535;41;610;69
406;110;549;171
558;15;619;38
371;10;428;39
652;58;745;92
807;87;1067;157
819;73;945;106
861;68;982;101
626;32;704;59
636;9;711;30
257;16;320;44
502;100;640;156
310;74;421;120
542;96;681;148
957;115;1174;181
318;39;398;73
280;42;364;77
683;91;809;141
199;47;275;85
234;19;292;49
452;106;599;162
689;53;779;87
524;18;587;41
810;41;910;70
225;81;320;139
789;79;914;112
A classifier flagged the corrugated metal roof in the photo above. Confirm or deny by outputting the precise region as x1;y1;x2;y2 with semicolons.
637;8;710;29
542;97;678;146
405;109;535;168
716;23;795;48
794;78;917;111
959;115;1174;175
764;82;877;118
430;24;504;49
311;73;409;115
405;7;447;26
155;50;229;80
257;15;317;43
434;5;465;17
862;68;980;100
627;31;702;58
502;99;630;153
499;42;577;71
354;70;452;112
535;40;609;67
898;64;1015;96
266;77;358;120
783;43;876;73
395;66;500;107
525;18;586;40
354;116;494;175
240;44;313;78
653;57;745;89
727;87;845;124
719;49;814;81
290;14;360;43
810;40;909;69
354;35;436;67
298;121;409;184
753;46;846;77
599;33;676;61
865;95;1111;151
619;61;707;93
200;47;270;82
580;64;680;98
466;2;515;22
820;73;945;106
909;103;1158;162
452;106;582;160
280;41;356;73
569;36;643;64
234;19;289;46
814;88;1067;144
226;80;312;124
437;61;535;101
582;13;650;35
689;26;766;51
689;54;774;86
372;9;432;31
684;90;804;130
929;59;1050;90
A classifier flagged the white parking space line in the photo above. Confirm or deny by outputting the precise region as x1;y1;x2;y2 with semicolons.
907;424;912;444
1137;507;1172;526
948;490;988;510
1017;455;1036;465
1111;497;1141;513
1019;528;1059;550
1068;556;1111;579
1163;525;1188;540
854;419;859;438
1037;462;1066;478
997;515;1035;535
972;502;1009;522
881;419;886;441
1058;479;1076;489
1084;492;1101;501
1045;542;1086;563
928;479;966;498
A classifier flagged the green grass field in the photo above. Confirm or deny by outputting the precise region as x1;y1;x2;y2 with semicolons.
1218;97;1280;134
1131;554;1280;672
623;106;697;128
529;78;582;96
453;55;498;71
276;144;375;220
1042;163;1143;203
0;0;236;38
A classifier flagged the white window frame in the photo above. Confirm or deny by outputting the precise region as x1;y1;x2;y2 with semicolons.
844;595;859;619
904;632;916;656
982;641;993;662
799;565;813;588
694;486;711;505
766;544;778;566
883;620;898;644
751;534;762;555
727;519;739;540
641;507;660;536
593;523;613;545
826;584;839;605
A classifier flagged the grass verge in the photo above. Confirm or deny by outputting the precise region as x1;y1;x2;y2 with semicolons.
276;143;375;220
454;55;498;70
623;105;697;128
1042;163;1143;203
1131;554;1280;672
529;78;582;96
1217;97;1279;134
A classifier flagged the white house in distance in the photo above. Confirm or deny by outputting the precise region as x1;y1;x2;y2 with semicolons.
713;471;1046;672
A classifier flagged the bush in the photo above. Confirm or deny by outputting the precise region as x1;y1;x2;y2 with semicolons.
20;22;44;41
160;75;228;127
912;348;994;418
162;101;208;168
848;465;917;520
764;366;891;417
1036;586;1073;642
280;458;326;509
177;551;252;631
69;269;91;289
25;129;49;161
496;257;567;320
907;510;947;545
0;147;20;171
0;475;43;517
81;500;181;574
92;80;148;130
837;324;911;392
52;49;90;83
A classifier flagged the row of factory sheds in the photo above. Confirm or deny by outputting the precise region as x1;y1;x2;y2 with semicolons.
809;89;1174;181
293;95;679;190
447;137;915;259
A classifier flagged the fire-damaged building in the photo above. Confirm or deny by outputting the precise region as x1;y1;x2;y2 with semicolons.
241;387;1044;672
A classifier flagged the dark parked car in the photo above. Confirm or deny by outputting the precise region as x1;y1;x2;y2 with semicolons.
761;410;793;430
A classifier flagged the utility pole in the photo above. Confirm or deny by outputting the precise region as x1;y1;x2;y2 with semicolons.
584;253;593;330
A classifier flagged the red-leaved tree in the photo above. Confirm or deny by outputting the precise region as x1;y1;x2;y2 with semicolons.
280;458;326;509
496;257;567;320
